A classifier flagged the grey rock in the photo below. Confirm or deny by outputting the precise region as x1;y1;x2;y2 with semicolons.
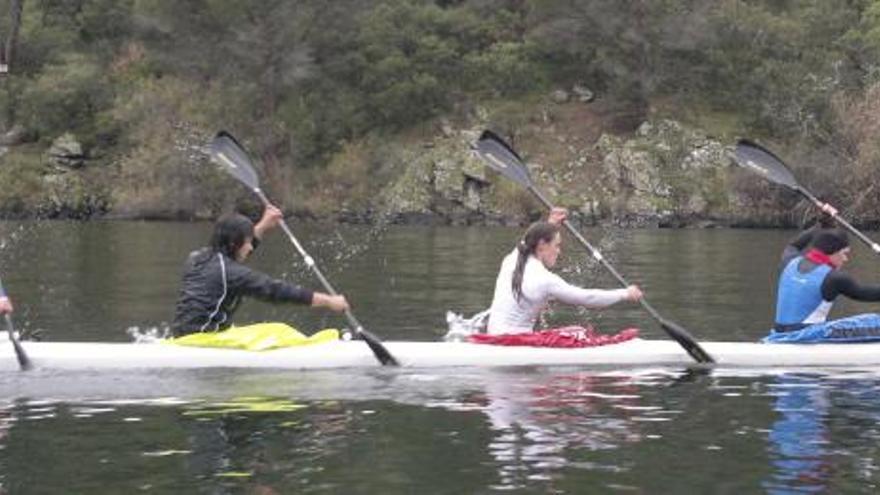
572;84;595;103
48;132;86;169
598;119;730;218
551;89;570;104
0;125;33;146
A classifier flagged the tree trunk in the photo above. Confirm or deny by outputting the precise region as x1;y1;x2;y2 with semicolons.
3;0;24;128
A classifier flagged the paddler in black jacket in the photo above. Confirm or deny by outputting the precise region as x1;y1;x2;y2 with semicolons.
171;204;349;337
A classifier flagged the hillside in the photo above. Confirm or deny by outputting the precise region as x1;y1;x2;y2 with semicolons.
0;0;877;227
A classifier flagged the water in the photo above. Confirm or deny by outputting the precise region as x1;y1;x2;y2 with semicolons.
2;221;880;493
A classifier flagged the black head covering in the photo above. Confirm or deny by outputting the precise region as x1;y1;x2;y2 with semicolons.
812;228;850;255
210;213;255;258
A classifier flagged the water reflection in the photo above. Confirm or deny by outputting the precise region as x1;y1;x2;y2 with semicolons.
476;373;647;489
2;368;880;492
762;372;880;494
764;374;831;494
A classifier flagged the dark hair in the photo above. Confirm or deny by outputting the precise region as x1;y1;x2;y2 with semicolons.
512;222;561;303
210;213;255;258
811;228;849;255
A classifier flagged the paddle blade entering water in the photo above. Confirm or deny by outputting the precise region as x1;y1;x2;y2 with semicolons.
659;318;714;364
359;329;399;366
6;314;32;371
734;139;801;190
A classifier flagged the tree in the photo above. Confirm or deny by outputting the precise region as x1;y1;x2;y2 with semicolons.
0;0;24;127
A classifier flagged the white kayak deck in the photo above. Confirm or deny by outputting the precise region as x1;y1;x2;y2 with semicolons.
2;338;879;370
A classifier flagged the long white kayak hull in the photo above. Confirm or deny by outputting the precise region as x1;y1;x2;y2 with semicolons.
1;338;879;370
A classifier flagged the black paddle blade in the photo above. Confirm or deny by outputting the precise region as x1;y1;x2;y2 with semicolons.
6;315;32;371
359;329;399;366
209;131;262;191
473;130;533;186
11;336;31;370
733;139;800;190
659;318;714;364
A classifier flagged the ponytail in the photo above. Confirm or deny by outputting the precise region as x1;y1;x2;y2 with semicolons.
511;222;560;303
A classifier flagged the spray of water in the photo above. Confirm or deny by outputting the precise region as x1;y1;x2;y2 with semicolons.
126;325;172;343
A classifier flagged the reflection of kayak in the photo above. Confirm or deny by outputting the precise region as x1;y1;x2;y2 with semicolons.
5;335;880;370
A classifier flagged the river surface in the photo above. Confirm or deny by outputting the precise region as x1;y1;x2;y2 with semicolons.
2;221;880;493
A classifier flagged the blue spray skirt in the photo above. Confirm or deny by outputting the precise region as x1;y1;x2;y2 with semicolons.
764;314;880;343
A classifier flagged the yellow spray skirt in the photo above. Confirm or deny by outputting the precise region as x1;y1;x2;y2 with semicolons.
166;323;339;351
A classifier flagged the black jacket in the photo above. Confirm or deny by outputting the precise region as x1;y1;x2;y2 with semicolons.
171;248;313;336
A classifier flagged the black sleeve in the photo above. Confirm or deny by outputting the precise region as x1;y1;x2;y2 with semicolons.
789;228;816;252
821;271;880;302
780;227;818;268
227;262;314;305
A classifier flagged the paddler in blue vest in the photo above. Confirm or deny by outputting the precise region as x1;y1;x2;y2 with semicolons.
171;204;349;337
769;209;880;342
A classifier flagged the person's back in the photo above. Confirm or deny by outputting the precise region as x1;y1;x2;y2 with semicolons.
774;251;834;331
487;249;557;333
172;247;231;335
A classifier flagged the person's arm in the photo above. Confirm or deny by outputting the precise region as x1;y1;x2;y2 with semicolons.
311;293;350;312
253;204;283;241
0;278;12;315
547;207;567;226
227;262;350;313
822;271;880;302
0;297;12;315
228;262;314;305
544;273;641;308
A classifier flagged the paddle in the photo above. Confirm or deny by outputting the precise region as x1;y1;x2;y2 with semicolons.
734;139;880;254
208;131;399;366
0;276;31;370
473;130;714;364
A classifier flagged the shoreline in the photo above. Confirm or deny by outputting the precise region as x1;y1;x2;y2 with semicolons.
0;209;851;230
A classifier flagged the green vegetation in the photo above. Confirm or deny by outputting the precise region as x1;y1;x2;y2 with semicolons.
0;0;877;221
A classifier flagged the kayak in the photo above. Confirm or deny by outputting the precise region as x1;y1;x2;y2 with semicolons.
3;336;880;370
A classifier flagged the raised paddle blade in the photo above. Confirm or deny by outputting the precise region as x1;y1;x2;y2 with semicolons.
208;130;399;367
473;130;533;186
471;132;714;364
209;131;262;191
733;139;801;190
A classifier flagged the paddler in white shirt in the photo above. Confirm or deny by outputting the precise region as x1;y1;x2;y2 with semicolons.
486;208;642;334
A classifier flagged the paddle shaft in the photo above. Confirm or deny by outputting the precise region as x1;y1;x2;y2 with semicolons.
473;130;712;363
253;189;363;331
210;132;397;365
527;186;714;363
250;189;400;365
795;186;880;254
528;186;671;325
0;276;31;370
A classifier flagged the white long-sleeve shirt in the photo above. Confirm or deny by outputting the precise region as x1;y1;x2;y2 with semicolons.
486;249;630;334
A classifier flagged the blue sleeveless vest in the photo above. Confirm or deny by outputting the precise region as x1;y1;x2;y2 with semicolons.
775;256;833;328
